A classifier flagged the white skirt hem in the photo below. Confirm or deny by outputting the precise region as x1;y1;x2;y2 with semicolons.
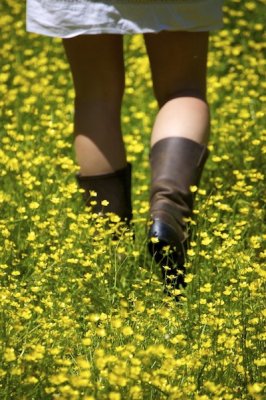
26;0;224;38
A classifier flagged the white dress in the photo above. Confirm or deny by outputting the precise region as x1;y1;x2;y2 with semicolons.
26;0;224;38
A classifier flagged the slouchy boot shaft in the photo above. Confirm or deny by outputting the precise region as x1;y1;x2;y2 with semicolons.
76;163;132;223
148;137;209;290
150;137;209;245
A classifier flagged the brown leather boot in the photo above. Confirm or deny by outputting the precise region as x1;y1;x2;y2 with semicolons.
148;137;209;290
76;163;132;224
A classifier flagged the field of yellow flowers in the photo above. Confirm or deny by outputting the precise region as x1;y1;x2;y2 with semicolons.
0;0;265;399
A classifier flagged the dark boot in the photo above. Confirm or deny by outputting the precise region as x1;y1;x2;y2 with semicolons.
76;163;132;224
148;137;209;290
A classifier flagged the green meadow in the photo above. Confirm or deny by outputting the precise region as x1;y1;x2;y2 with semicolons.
0;0;265;398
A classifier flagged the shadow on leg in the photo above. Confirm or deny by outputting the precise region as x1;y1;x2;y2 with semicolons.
63;34;132;222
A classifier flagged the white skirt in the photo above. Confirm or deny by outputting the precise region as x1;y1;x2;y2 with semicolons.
26;0;224;38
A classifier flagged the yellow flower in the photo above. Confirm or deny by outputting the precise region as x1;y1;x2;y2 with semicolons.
254;358;266;367
50;196;60;204
200;283;212;293
70;376;89;388
26;231;36;241
82;338;92;346
201;237;213;246
49;373;68;385
121;326;134;336
190;185;198;193
245;2;256;11
10;366;23;376
248;383;264;395
101;199;109;207
111;317;122;329
4;348;16;362
24;376;39;384
109;393;121;400
29;201;40;209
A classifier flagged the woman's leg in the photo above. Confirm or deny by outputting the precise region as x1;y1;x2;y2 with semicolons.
63;34;126;176
144;31;210;286
144;31;209;146
63;35;132;222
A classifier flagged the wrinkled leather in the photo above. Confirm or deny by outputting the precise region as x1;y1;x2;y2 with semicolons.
76;163;132;223
150;137;209;244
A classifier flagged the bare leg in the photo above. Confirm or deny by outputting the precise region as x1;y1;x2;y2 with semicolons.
144;31;210;146
63;34;126;176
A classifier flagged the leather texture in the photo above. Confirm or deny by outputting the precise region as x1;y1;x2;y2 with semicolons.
148;137;209;291
76;163;132;223
150;136;209;244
